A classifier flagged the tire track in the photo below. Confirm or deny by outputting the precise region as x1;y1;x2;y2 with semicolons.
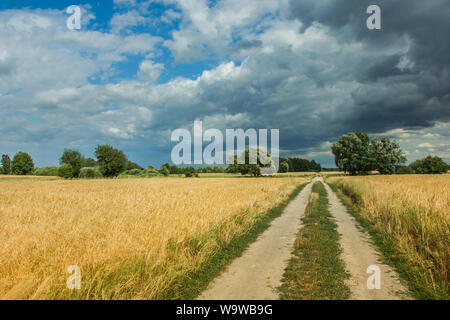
197;178;318;300
321;178;412;300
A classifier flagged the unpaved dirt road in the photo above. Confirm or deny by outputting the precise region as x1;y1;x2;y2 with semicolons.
321;178;412;300
198;177;412;300
198;178;318;300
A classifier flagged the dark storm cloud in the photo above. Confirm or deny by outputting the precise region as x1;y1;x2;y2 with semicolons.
289;0;450;79
287;0;450;136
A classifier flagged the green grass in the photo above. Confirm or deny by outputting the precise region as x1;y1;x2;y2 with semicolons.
327;181;447;300
278;182;351;300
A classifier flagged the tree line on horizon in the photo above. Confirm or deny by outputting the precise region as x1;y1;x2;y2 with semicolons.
0;146;325;178
1;133;448;178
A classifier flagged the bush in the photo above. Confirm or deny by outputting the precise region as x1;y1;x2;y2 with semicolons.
141;166;162;177
58;164;74;179
125;169;143;176
159;167;170;176
118;167;165;178
33;166;59;176
118;169;143;178
127;161;142;170
79;167;103;179
184;167;198;178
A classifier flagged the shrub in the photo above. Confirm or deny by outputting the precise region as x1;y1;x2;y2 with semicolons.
141;166;162;177
159;167;170;177
125;169;143;176
118;169;143;178
58;164;74;179
79;167;103;179
118;167;164;178
33;166;59;176
184;167;198;178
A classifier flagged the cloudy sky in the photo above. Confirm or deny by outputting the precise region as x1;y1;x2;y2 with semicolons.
0;0;449;168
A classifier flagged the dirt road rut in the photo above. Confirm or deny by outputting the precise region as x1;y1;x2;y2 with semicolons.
321;179;411;300
198;179;318;300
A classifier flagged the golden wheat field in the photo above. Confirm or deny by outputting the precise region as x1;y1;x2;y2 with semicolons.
0;176;308;300
328;174;450;299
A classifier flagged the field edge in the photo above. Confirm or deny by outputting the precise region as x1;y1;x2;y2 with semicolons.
163;182;310;300
327;181;447;300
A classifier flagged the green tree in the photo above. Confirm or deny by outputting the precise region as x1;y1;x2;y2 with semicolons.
283;157;321;172
171;165;181;174
127;161;142;170
225;163;239;174
410;156;448;174
370;137;406;174
11;152;34;175
396;165;414;175
1;154;11;174
310;160;322;172
285;158;294;172
161;162;179;176
60;149;84;177
230;148;272;177
331;133;373;175
161;163;170;170
58;164;74;179
82;158;97;168
95;145;128;177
